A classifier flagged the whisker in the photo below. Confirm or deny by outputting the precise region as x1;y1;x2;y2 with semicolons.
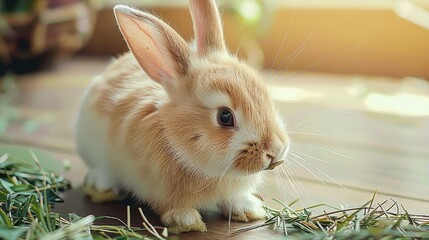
280;166;305;200
289;152;348;191
269;16;295;71
235;42;242;57
277;165;299;198
282;162;312;201
273;167;293;199
273;168;286;196
285;56;327;81
282;45;307;72
228;173;242;233
289;119;336;133
272;144;300;199
289;149;333;164
193;149;245;194
275;22;319;72
289;153;326;184
290;152;330;180
296;143;358;162
275;44;306;73
193;180;214;194
289;131;339;139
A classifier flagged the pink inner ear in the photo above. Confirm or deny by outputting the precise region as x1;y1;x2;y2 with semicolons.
193;9;206;56
116;11;174;82
129;18;161;56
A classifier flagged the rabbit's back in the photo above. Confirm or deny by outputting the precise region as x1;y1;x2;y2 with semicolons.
92;53;167;117
75;52;167;171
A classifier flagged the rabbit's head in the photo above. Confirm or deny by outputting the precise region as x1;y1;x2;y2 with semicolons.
114;0;289;179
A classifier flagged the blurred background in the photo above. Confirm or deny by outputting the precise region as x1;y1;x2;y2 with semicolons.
0;0;429;214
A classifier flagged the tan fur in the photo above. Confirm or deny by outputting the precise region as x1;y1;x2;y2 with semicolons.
77;1;289;232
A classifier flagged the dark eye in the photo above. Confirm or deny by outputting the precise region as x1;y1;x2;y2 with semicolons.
217;107;235;128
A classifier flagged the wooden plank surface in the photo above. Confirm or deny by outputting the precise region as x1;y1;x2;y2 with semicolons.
1;56;429;238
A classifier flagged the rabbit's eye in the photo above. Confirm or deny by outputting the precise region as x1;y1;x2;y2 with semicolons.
217;107;235;128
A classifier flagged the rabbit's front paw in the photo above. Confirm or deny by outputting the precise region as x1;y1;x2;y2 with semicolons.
220;194;266;222
83;168;124;203
162;208;207;234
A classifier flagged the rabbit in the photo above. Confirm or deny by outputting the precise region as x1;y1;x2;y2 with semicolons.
75;0;289;234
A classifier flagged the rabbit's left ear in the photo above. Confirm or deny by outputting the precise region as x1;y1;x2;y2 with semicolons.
114;5;190;84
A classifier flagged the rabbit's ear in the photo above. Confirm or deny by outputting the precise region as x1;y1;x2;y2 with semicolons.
114;5;190;83
189;0;226;56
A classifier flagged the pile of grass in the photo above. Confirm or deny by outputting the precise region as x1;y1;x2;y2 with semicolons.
0;146;167;240
235;192;429;239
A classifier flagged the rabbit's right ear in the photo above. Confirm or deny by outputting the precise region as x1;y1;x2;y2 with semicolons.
189;0;226;56
114;5;190;85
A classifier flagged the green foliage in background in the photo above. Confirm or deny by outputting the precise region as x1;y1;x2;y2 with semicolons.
0;0;33;13
1;73;48;137
0;73;19;136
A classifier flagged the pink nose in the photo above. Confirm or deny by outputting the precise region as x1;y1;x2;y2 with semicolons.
264;146;288;171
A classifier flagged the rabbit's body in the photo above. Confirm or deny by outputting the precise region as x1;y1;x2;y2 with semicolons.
77;51;262;212
76;0;289;233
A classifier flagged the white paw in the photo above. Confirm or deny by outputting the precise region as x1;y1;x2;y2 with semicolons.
220;194;266;222
85;168;120;193
83;168;124;202
161;208;207;234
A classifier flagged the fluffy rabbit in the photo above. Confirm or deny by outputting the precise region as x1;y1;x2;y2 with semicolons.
75;0;289;233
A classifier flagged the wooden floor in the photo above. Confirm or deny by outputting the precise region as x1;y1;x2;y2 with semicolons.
1;55;429;239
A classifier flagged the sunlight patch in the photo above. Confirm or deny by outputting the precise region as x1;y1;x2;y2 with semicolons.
364;92;429;117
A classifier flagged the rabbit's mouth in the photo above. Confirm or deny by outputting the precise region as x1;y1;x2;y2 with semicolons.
263;145;288;171
233;142;287;173
264;159;284;171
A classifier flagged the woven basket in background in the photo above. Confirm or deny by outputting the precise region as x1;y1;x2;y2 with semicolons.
0;0;100;74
